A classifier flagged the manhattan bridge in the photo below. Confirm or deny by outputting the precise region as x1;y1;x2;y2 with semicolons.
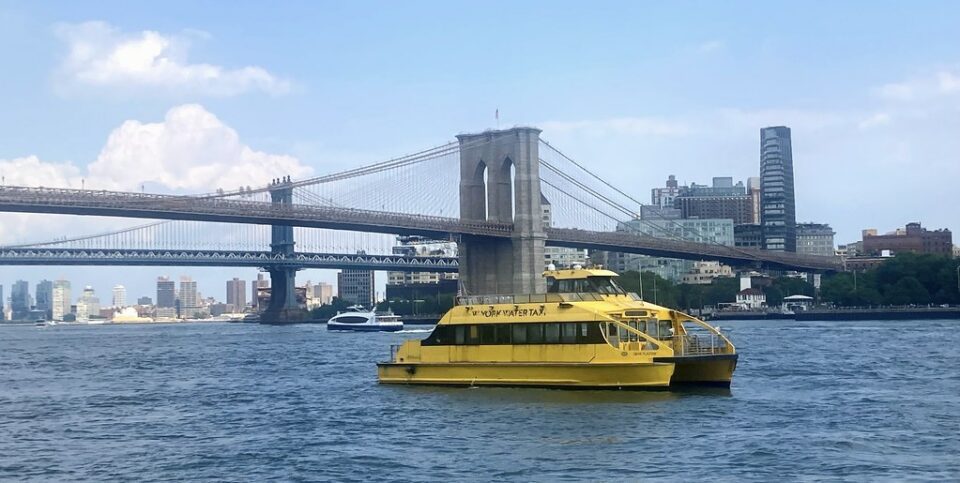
0;127;842;319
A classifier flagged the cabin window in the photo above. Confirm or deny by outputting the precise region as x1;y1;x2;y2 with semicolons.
561;323;578;344
495;324;511;344
333;316;367;324
607;323;617;337
527;324;544;344
512;324;528;343
658;320;673;340
544;323;561;344
580;323;604;344
454;325;465;345
480;325;496;344
645;319;658;338
467;325;480;345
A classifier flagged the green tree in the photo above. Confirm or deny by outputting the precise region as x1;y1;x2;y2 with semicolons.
884;276;930;305
765;286;784;307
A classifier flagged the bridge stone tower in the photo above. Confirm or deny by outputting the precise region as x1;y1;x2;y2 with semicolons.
457;127;546;295
265;177;299;319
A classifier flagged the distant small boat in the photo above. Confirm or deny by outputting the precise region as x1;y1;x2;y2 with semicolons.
328;306;403;332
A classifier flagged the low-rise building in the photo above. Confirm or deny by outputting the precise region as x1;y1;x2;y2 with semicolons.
796;223;835;257
736;288;766;309
862;222;952;256
681;261;734;285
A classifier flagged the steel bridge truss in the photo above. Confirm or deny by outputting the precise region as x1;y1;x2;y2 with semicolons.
0;247;459;272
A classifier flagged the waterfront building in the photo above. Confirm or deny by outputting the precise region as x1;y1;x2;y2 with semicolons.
52;280;71;321
11;280;30;321
796;223;836;257
306;281;333;309
747;177;761;225
156;277;176;309
76;286;101;321
252;273;269;310
681;261;734;285
954;245;960;259
387;236;458;285
760;126;797;252
651;175;682;208
112;285;126;308
0;284;4;321
673;177;755;225
35;280;53;320
137;296;152;306
735;288;766;309
599;214;735;282
179;276;199;318
338;262;375;308
303;281;334;309
861;222;953;256
734;224;764;249
226;277;247;312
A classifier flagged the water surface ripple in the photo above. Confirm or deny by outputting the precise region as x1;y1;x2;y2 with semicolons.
2;320;959;481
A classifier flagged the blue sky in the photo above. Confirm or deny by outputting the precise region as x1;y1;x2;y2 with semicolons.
1;1;959;302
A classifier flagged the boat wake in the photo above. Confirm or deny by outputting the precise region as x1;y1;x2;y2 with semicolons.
396;329;432;334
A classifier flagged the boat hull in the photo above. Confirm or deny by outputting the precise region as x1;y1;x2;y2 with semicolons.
328;323;403;332
654;354;738;387
377;361;674;389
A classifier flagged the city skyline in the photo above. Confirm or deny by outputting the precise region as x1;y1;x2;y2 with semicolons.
1;1;959;296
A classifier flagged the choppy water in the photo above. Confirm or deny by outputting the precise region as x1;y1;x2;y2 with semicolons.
2;320;959;481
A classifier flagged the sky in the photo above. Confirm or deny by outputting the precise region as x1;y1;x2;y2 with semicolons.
1;0;959;302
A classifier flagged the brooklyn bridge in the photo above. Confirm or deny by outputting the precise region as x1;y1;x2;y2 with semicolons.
0;127;842;318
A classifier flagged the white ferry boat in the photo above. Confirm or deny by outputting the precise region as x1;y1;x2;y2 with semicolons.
327;306;404;332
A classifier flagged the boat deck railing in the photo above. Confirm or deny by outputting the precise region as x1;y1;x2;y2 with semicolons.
457;292;641;306
672;334;730;356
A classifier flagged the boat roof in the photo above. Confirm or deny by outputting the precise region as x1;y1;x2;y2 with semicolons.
543;268;619;280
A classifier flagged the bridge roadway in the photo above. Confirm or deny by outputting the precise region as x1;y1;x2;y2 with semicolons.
0;186;843;272
0;247;459;272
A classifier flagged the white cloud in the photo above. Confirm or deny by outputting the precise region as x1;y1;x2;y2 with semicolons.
88;104;311;191
858;112;892;130
54;21;290;96
696;40;724;54
0;104;312;244
0;155;82;188
875;68;960;101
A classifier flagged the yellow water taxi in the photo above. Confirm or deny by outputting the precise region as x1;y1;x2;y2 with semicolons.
378;267;737;389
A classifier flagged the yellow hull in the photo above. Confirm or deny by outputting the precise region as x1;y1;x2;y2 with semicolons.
656;355;738;387
377;362;675;389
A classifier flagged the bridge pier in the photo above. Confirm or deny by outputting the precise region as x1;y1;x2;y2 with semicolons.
263;177;304;322
457;128;546;295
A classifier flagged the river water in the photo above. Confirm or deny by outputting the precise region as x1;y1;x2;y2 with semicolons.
2;319;959;481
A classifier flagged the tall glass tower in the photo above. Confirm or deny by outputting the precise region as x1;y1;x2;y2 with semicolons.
760;126;797;252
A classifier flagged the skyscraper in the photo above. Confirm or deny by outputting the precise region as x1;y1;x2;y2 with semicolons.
76;286;100;321
760;126;797;252
156;277;175;308
112;285;127;308
252;273;269;310
52;279;71;321
226;278;247;312
338;268;375;309
11;280;30;321
0;284;5;321
35;280;53;320
179;276;199;318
